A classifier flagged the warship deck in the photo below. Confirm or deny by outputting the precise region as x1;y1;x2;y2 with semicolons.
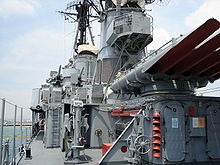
19;131;102;165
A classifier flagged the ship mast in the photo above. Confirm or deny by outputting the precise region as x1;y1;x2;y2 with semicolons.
58;0;100;54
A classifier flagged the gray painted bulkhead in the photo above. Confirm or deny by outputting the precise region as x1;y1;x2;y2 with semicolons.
89;105;116;148
100;95;220;164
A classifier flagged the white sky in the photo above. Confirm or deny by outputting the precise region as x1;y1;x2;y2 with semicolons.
0;0;219;120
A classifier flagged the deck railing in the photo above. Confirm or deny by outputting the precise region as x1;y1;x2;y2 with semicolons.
0;98;32;165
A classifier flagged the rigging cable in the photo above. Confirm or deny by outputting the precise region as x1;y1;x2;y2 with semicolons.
102;36;131;102
201;89;220;94
197;87;220;92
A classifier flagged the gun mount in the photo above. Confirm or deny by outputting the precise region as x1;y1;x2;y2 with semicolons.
30;0;220;165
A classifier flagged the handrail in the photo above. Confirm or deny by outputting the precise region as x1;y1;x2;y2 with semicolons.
0;98;32;165
0;98;29;110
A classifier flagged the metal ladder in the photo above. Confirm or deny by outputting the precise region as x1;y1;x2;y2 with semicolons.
51;108;60;147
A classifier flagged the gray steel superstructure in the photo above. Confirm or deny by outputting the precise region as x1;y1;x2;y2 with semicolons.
28;0;220;164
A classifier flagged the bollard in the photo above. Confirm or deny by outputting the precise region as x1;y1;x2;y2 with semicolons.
25;147;32;160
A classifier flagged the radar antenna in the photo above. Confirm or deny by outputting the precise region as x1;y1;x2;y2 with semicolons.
145;0;156;4
156;0;170;6
145;0;170;6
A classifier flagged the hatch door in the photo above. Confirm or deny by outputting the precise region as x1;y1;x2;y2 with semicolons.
163;103;185;161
